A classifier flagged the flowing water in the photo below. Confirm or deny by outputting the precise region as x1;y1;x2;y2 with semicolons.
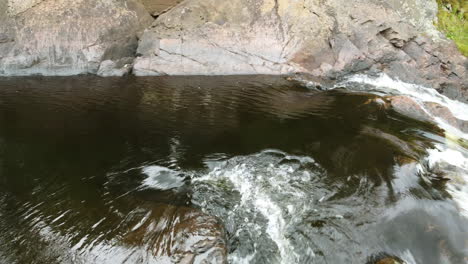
0;75;467;264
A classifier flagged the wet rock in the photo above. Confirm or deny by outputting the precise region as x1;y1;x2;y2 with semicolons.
124;203;228;263
0;0;152;76
386;96;435;123
361;126;419;158
423;102;468;133
372;96;467;133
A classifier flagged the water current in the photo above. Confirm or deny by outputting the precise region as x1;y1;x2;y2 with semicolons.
0;75;466;264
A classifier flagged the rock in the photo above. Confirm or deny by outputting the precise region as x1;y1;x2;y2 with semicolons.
0;0;152;76
366;252;405;264
97;57;134;77
123;203;228;263
140;0;182;17
386;96;435;123
136;30;160;56
134;0;332;76
376;258;404;264
424;102;468;133
1;0;467;102
134;0;467;102
0;33;11;44
385;97;467;133
361;126;419;158
423;102;458;126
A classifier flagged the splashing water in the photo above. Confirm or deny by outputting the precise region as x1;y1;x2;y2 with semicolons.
340;74;468;219
341;74;468;121
190;150;328;263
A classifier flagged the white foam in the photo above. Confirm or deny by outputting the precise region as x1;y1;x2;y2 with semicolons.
425;145;468;217
193;151;318;263
341;74;468;121
427;147;467;169
141;165;185;190
206;162;297;263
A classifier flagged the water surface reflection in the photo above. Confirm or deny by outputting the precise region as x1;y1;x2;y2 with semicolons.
0;76;466;263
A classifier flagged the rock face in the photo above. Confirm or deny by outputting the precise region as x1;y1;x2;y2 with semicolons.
133;0;467;102
0;0;152;76
141;0;183;16
134;0;331;76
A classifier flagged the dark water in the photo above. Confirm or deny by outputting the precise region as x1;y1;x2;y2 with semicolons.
0;76;466;264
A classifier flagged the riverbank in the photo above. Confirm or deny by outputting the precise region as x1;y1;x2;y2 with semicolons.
0;0;466;102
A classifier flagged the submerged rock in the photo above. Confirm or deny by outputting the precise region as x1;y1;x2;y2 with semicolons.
424;102;468;133
123;203;228;263
0;0;152;76
386;96;435;123
382;95;468;134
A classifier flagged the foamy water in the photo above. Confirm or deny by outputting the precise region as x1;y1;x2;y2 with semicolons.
342;74;468;121
137;74;468;263
341;74;468;219
188;150;326;263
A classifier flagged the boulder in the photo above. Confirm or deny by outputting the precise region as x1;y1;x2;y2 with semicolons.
133;0;467;102
0;0;152;76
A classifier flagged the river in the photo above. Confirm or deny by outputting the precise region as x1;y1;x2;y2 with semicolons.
0;75;466;264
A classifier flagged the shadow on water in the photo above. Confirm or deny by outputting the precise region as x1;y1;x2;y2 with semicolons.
0;76;466;263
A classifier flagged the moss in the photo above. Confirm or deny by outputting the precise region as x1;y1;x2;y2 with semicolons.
436;0;468;56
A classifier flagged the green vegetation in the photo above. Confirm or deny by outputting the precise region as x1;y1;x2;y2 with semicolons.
436;0;468;56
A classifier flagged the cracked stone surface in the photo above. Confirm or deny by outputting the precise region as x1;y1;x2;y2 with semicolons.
134;0;329;76
133;0;467;102
0;0;152;76
140;0;183;16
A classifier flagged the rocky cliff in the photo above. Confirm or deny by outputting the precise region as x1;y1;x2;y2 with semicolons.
134;0;467;101
0;0;466;101
0;0;152;76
